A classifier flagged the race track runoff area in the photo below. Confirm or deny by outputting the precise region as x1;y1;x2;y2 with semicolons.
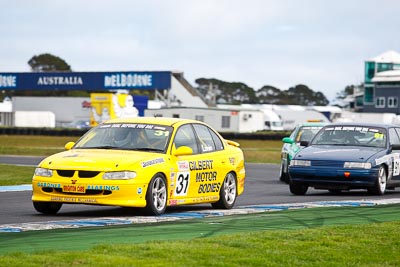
0;202;400;254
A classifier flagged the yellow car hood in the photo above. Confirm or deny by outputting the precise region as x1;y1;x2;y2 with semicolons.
39;149;164;171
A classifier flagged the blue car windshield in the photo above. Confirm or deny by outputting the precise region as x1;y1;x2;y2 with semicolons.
311;126;386;148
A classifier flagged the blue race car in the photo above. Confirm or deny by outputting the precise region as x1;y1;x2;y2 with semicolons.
288;123;400;195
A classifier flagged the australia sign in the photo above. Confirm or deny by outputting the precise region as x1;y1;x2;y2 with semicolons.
0;71;171;90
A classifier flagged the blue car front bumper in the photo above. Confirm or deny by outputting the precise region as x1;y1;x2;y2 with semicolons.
289;166;379;189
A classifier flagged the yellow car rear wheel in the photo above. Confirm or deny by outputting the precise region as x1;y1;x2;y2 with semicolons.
212;172;237;209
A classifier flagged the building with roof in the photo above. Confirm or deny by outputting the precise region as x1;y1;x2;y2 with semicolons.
362;50;400;114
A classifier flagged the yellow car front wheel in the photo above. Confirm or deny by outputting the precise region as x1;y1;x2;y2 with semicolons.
145;174;167;215
33;201;63;215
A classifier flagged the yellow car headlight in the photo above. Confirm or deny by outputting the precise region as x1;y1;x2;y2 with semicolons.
103;171;137;180
344;162;372;169
34;167;53;177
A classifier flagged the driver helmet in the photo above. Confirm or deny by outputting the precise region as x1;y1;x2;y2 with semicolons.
114;128;131;147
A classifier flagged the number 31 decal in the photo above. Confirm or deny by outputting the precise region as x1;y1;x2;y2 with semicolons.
175;172;190;196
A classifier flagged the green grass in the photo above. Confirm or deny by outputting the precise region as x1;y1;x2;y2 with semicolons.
1;221;399;266
239;139;282;164
0;164;35;185
0;135;78;156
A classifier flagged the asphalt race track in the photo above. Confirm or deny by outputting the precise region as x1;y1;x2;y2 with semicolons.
1;156;400;225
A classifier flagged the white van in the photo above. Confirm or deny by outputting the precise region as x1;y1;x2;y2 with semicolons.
263;109;284;131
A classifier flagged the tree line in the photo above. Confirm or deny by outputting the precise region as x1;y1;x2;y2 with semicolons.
195;78;329;106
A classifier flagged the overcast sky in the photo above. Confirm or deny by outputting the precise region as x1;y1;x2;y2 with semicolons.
1;0;399;101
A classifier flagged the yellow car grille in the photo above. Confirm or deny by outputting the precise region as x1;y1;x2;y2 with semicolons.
56;170;100;178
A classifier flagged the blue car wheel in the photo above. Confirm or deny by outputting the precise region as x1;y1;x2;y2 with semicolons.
289;182;308;195
368;165;387;195
279;160;289;183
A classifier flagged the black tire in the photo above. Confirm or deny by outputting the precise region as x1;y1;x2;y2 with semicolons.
33;201;62;214
368;165;387;195
328;189;342;194
279;161;289;183
289;182;308;195
145;174;167;215
212;172;237;209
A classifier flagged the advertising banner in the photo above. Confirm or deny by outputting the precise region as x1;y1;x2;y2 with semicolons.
0;71;171;90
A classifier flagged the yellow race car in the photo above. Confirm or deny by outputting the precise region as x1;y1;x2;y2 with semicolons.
32;117;246;215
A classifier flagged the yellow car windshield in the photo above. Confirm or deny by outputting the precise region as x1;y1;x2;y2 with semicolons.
74;123;173;152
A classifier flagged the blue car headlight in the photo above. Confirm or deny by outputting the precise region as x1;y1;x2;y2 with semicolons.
344;162;372;169
103;171;137;180
290;160;311;167
34;167;53;177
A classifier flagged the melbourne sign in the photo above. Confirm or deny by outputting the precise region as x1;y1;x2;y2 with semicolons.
0;71;171;90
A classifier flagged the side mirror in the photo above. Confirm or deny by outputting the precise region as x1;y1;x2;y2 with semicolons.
172;146;193;156
391;144;400;151
64;142;75;150
299;141;309;147
282;137;294;144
